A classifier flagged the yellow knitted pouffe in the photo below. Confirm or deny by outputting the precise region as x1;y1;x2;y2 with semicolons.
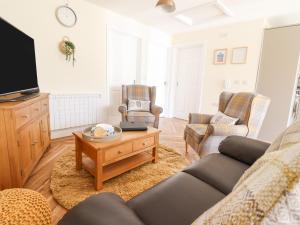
0;188;51;225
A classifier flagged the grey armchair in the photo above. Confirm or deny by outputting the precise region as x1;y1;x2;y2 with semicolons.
118;85;163;128
185;92;270;154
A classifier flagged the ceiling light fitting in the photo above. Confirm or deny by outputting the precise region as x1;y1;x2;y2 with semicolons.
156;0;176;13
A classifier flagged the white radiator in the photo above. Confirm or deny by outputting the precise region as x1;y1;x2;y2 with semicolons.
49;94;104;131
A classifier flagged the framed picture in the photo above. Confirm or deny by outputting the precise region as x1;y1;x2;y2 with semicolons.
231;47;248;64
213;49;227;65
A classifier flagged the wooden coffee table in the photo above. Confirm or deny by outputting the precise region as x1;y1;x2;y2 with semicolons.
73;127;160;190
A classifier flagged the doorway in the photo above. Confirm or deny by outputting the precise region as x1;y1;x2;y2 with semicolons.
174;45;204;120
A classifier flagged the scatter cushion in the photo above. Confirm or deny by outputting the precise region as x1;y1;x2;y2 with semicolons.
192;131;300;225
210;111;239;125
128;99;150;112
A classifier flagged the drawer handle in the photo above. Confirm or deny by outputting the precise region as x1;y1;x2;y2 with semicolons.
142;143;146;146
117;151;122;154
34;108;39;111
43;104;48;106
21;115;29;119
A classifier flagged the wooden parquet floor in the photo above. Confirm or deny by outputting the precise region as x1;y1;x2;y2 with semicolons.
24;118;199;225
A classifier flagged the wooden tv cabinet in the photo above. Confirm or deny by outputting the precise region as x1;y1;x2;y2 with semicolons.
0;93;50;190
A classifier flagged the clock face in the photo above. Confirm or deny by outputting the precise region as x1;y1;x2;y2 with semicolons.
56;5;77;27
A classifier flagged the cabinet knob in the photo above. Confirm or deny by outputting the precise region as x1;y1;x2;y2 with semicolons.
21;115;28;119
117;151;122;154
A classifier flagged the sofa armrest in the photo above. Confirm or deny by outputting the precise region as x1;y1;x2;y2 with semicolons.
151;105;163;116
119;104;127;114
219;136;270;165
188;113;213;124
58;193;145;225
208;124;249;136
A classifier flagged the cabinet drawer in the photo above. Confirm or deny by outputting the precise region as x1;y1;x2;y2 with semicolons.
104;143;132;162
15;107;31;129
133;137;155;151
41;99;49;113
30;102;41;118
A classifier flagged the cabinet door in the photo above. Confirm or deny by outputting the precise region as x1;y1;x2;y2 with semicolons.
19;126;34;181
40;115;50;149
31;120;43;159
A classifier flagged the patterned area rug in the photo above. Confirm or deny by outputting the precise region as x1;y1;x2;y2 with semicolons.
50;145;188;209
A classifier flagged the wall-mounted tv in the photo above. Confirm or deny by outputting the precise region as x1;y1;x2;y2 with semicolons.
0;17;39;98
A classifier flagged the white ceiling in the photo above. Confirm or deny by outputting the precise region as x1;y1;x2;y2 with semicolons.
87;0;300;34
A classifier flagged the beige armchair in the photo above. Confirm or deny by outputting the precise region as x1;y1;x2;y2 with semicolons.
119;85;163;128
184;92;270;154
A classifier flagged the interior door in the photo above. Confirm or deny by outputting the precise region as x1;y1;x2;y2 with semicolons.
19;126;34;182
174;46;204;120
108;28;141;124
146;42;169;114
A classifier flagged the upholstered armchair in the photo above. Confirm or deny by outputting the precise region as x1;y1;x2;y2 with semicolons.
118;85;163;128
184;92;270;154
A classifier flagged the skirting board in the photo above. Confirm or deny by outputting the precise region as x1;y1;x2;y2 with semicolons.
51;125;92;139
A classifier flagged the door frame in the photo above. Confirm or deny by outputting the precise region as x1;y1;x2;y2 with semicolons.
170;41;207;120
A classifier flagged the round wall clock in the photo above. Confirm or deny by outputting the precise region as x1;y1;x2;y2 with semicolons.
56;5;77;28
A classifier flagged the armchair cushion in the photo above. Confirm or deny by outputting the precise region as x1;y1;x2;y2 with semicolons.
127;111;155;124
184;124;208;143
208;124;248;136
189;113;213;124
210;111;239;125
219;136;270;165
128;99;150;112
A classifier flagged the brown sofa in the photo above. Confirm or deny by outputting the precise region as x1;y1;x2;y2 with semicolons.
59;136;270;225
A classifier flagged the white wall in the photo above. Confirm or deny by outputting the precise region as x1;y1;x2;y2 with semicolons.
0;0;171;122
172;19;265;114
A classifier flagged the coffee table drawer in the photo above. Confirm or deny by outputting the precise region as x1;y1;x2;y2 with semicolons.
133;137;155;151
104;143;132;162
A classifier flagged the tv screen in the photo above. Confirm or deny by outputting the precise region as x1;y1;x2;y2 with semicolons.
0;18;39;96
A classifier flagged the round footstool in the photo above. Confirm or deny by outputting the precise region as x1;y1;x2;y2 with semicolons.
0;188;51;225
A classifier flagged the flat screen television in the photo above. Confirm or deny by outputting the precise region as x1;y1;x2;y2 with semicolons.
0;17;39;98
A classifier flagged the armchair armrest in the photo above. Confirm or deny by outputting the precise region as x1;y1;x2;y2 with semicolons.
119;104;127;114
208;124;249;136
151;105;163;116
59;193;145;225
188;113;213;124
219;136;270;165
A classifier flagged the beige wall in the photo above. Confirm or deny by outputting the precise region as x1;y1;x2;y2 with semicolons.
172;20;265;114
0;0;170;96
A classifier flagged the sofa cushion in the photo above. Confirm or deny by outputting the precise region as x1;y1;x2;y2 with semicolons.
127;172;225;225
59;193;144;225
127;111;155;123
219;136;270;165
192;143;300;225
184;154;249;195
